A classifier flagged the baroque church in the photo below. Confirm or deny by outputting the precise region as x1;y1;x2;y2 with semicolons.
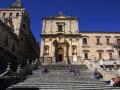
40;12;120;65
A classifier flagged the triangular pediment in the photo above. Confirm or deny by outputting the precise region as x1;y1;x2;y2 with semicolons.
52;11;69;19
55;15;68;19
42;11;78;20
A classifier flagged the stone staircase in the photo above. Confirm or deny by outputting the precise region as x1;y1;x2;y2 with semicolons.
7;64;120;90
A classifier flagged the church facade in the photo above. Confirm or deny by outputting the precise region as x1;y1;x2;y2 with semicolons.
40;12;120;65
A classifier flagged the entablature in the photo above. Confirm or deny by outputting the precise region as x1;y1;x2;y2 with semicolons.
41;33;82;38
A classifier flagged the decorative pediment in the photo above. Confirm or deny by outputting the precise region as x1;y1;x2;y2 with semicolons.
83;50;89;52
42;11;78;20
96;50;104;52
107;50;114;52
114;36;120;38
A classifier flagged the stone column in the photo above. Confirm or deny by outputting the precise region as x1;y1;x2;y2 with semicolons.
52;45;56;64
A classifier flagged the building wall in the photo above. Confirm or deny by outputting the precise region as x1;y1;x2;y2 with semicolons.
0;3;40;72
0;20;21;73
80;32;120;60
0;8;24;35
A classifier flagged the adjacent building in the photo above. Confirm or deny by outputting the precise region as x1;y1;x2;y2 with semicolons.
40;12;120;65
0;0;39;73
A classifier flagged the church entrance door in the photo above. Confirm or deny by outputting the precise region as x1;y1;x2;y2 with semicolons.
56;48;64;62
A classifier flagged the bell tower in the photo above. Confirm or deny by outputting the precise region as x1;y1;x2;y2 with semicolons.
0;0;27;35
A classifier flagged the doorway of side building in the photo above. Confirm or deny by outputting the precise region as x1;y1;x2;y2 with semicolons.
56;48;64;62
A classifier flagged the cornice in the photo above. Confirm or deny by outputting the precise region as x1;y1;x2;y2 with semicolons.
42;17;79;20
0;8;25;11
41;33;81;38
80;32;120;34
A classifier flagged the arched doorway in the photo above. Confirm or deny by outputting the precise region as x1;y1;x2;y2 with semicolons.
56;48;64;62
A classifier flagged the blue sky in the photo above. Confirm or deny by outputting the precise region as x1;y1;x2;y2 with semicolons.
0;0;120;43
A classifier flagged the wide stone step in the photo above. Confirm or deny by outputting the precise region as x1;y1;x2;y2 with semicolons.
41;64;88;70
103;85;120;90
8;65;120;90
18;80;104;84
8;84;103;90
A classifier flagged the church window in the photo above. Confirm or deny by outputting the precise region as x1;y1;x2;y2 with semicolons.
84;53;88;59
83;38;87;45
58;25;63;32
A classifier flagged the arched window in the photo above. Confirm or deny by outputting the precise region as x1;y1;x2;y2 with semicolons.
83;38;87;45
16;12;19;17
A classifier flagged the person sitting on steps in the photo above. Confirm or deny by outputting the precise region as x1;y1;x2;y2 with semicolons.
42;68;49;74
